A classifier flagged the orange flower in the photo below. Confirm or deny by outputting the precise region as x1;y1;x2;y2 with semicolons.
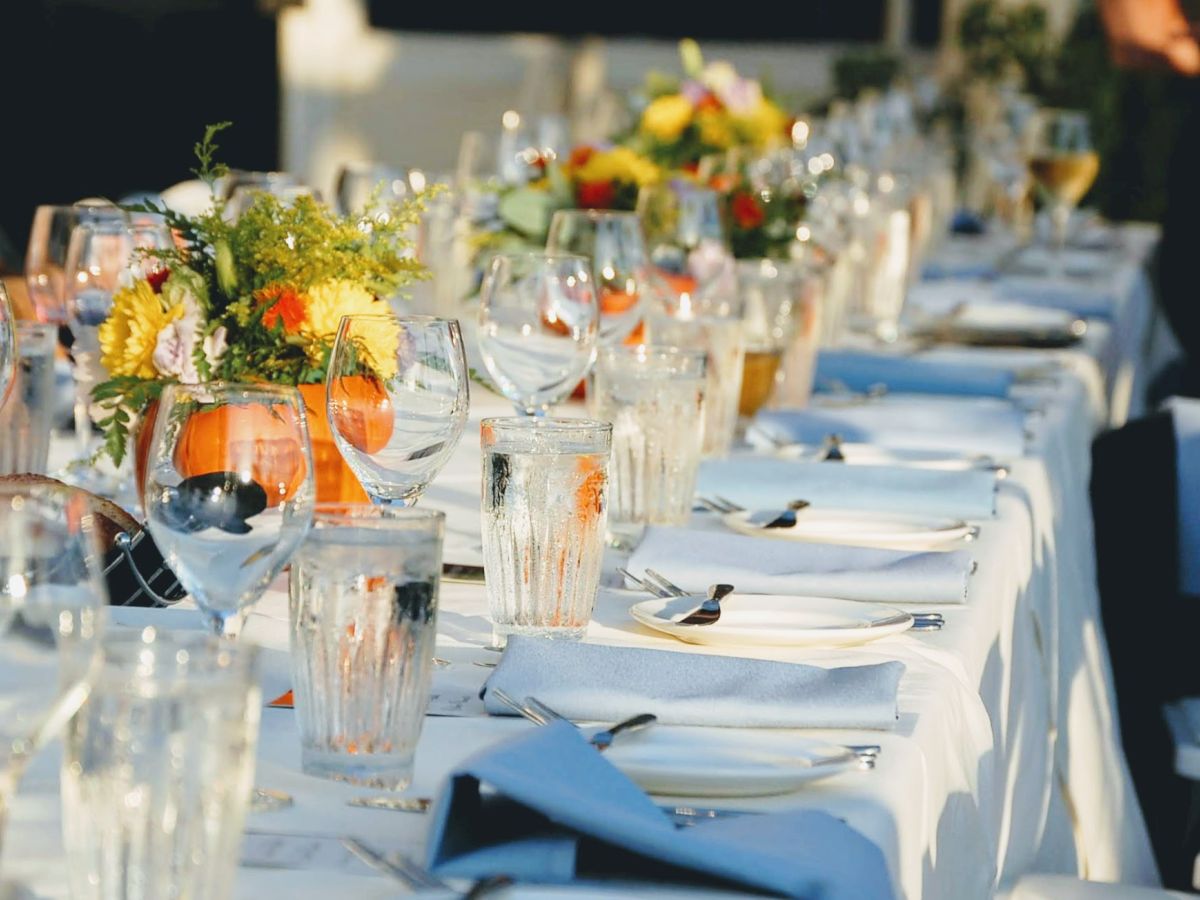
256;283;307;333
568;145;595;168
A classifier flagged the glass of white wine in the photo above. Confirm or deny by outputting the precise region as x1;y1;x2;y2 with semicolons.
1027;109;1099;272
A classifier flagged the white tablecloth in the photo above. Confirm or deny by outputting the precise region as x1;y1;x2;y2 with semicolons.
0;228;1163;899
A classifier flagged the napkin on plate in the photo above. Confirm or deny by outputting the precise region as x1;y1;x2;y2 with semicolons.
426;722;896;899
815;349;1015;398
482;635;905;729
700;456;998;519
628;526;974;604
754;394;1028;459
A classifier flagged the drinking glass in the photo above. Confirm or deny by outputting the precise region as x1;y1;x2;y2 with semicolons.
336;162;411;216
1027;109;1098;267
62;631;260;900
64;218;136;454
770;262;824;410
227;183;322;221
737;259;794;417
25;203;124;325
0;284;16;413
590;346;706;539
482;417;611;645
218;169;297;201
0;484;107;854
328;315;470;506
477;253;600;415
643;308;744;458
637;181;734;304
142;382;316;637
546;210;647;345
0;322;57;473
288;504;445;789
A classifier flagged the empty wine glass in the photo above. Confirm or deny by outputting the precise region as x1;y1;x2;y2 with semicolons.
25;203;125;325
64;218;137;455
0;284;16;413
478;253;599;415
328;315;470;506
1026;109;1099;268
0;483;106;853
546;210;647;345
142;382;316;638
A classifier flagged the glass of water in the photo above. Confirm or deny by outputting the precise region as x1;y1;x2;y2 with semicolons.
477;253;600;415
590;346;706;539
62;630;260;900
288;504;444;789
481;417;611;646
0;321;58;474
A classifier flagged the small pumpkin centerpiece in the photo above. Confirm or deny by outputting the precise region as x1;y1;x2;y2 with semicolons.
94;123;424;502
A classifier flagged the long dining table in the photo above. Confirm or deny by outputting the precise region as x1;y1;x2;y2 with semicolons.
0;224;1170;899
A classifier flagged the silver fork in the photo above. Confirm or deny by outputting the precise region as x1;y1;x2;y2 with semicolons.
617;567;676;599
642;568;690;597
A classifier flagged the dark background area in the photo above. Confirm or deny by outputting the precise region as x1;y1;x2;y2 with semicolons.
2;0;281;269
2;0;946;269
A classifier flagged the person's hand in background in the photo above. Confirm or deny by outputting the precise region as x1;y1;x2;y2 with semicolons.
1099;0;1200;74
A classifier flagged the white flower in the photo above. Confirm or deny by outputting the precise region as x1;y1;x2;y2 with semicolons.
203;326;228;371
152;315;200;384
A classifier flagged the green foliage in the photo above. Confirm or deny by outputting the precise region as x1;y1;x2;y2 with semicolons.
831;49;903;100
958;0;1056;95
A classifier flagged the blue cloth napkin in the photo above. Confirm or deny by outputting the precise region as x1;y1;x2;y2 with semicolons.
816;349;1014;399
993;276;1117;320
483;636;905;728
698;455;998;520
426;722;897;899
755;395;1028;460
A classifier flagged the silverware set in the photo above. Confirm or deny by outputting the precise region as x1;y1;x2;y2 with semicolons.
618;566;946;633
343;837;510;896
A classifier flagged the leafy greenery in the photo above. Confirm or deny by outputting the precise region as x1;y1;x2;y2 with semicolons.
958;0;1056;95
831;49;903;101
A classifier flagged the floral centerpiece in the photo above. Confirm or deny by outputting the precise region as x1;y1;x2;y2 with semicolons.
627;40;791;171
92;123;426;500
707;164;815;260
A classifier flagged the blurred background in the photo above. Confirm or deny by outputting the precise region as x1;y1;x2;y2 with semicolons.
8;0;1153;266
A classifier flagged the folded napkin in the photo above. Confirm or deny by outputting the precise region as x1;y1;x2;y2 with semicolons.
427;723;896;898
628;526;974;605
816;349;1014;399
700;455;997;519
483;636;905;729
755;395;1028;460
994;275;1118;319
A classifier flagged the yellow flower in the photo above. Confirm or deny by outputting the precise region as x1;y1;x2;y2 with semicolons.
300;279;399;379
99;281;185;379
640;94;694;142
572;147;660;188
734;97;789;148
696;109;735;149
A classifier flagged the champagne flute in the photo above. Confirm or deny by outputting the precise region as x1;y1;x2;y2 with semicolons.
0;483;106;851
64;219;136;456
327;315;470;506
0;284;17;412
1027;109;1099;272
142;382;316;638
478;253;599;415
546;210;647;345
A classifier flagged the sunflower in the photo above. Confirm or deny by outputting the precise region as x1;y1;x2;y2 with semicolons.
300;279;399;379
99;280;185;379
640;94;694;142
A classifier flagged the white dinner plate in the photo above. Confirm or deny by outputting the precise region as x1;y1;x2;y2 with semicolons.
629;593;913;648
599;726;857;796
775;441;995;471
721;508;974;549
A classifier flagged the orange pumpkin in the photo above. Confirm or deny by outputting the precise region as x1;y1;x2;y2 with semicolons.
174;402;309;508
135;380;395;506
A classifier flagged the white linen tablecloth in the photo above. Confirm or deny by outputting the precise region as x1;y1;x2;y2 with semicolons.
0;226;1161;899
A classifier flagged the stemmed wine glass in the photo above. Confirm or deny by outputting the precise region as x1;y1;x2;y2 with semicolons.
546;210;647;345
477;253;599;415
25;203;125;326
0;484;106;851
64;218;137;455
142;382;316;637
335;162;411;216
637;181;734;308
1026;109;1099;273
327;315;469;506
